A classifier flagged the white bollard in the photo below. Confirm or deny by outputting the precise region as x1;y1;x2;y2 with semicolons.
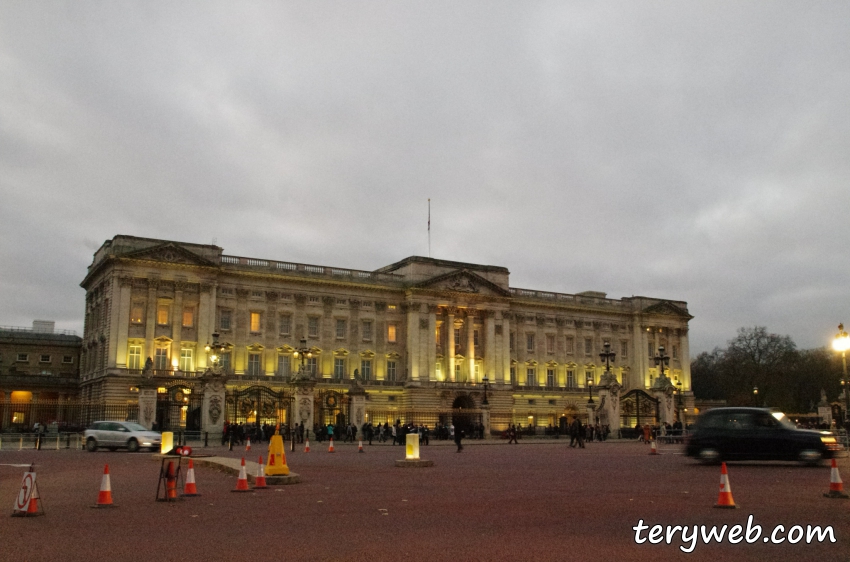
56;435;60;450
20;436;23;450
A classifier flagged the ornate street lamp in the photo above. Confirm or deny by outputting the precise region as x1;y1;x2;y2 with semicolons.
752;386;759;407
832;324;850;425
653;345;670;381
586;372;594;404
204;330;226;372
292;337;314;380
599;341;616;377
481;375;490;406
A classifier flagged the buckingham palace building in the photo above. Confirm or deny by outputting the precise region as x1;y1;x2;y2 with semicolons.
79;235;693;436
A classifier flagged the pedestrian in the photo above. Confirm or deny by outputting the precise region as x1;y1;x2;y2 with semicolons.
508;424;518;444
454;426;464;452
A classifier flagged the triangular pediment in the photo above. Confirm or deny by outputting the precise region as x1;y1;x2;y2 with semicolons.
413;269;512;297
642;300;693;319
122;243;218;267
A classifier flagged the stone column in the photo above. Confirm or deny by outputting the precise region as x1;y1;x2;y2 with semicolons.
405;302;420;382
680;328;691;391
595;385;622;429
293;383;317;440
138;383;158;430
501;312;512;384
200;374;227;436
171;281;186;368
467;310;476;382
447;309;456;382
427;304;437;381
197;284;213;370
484;310;496;382
348;385;367;439
114;276;132;368
651;385;675;426
145;279;158;361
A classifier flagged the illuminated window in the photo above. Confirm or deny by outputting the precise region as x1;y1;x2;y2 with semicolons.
334;358;345;378
362;320;373;341
179;348;194;371
526;368;536;386
182;307;194;328
387;324;397;343
250;312;262;333
546;334;555;354
220;309;232;330
154;347;169;370
157;305;169;326
130;304;144;324
566;370;575;388
388;304;397;311
128;345;142;369
361;359;372;380
387;360;397;381
247;353;261;376
547;368;555;387
565;337;574;354
336;319;346;339
308;317;319;338
279;315;292;335
278;355;291;378
526;333;535;353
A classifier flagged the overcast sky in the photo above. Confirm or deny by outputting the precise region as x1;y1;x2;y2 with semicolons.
1;2;848;355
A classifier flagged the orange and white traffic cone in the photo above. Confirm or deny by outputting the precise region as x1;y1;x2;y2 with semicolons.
93;464;116;508
650;440;658;455
182;459;200;497
246;438;251;452
304;439;310;453
231;458;250;492
254;456;268;489
328;438;335;453
358;440;364;453
824;458;849;498
714;462;737;509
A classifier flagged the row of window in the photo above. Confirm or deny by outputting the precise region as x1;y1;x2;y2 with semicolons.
131;304;195;328
220;312;398;342
509;334;631;357
11;353;75;364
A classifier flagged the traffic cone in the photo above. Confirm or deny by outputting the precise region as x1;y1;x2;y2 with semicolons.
165;461;178;501
182;459;200;497
358;440;364;453
714;462;737;509
304;439;310;453
824;459;849;499
231;458;250;492
650;440;658;455
246;438;251;452
328;438;335;453
93;464;116;508
14;482;44;517
254;456;268;489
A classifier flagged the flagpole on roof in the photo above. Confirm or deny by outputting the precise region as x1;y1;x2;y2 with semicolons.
428;198;431;258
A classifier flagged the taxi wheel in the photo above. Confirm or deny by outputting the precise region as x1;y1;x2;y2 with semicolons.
85;438;98;452
127;439;140;453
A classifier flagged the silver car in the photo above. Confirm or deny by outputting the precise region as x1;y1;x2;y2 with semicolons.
84;421;161;452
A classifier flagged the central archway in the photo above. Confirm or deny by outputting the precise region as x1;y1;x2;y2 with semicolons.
451;394;477;436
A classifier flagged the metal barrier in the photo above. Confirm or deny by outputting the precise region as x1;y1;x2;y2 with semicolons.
0;432;83;450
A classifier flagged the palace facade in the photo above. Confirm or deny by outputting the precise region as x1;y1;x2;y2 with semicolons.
79;235;693;433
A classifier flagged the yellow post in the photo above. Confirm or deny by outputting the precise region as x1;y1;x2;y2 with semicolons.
266;430;290;476
161;432;174;454
405;433;420;460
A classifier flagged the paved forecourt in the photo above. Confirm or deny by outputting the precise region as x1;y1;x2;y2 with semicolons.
1;440;848;562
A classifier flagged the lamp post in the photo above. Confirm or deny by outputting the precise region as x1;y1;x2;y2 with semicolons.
676;380;683;422
599;341;616;378
481;375;490;406
586;372;594;404
832;324;850;426
653;345;670;381
293;337;313;377
204;330;226;372
752;386;758;407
